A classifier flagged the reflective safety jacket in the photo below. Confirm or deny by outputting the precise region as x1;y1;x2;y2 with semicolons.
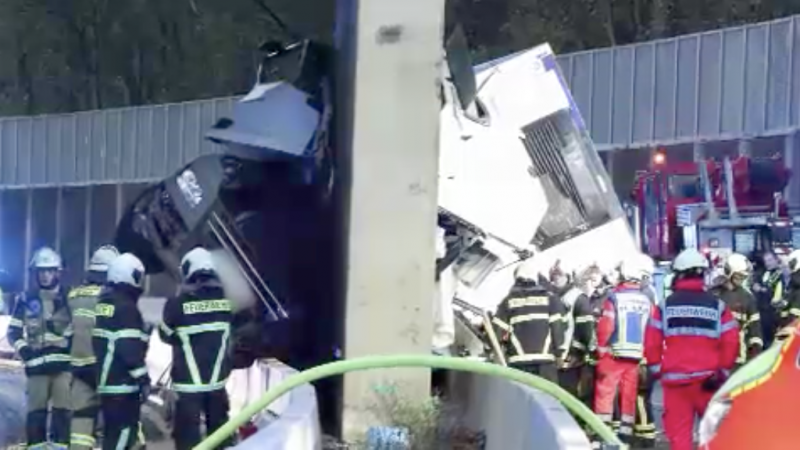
8;288;73;375
560;287;595;366
68;284;103;384
762;269;785;309
92;286;149;395
159;282;233;393
645;278;739;385
717;285;763;364
492;280;565;365
597;283;654;360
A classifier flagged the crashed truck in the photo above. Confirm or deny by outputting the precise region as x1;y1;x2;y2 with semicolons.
111;33;638;443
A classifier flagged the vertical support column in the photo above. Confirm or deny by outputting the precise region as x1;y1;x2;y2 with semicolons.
115;184;124;224
55;187;64;254
335;0;444;440
693;141;706;162
23;190;33;290
84;186;93;268
784;132;798;210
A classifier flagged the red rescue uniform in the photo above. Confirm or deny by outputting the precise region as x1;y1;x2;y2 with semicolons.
645;277;739;450
594;282;654;440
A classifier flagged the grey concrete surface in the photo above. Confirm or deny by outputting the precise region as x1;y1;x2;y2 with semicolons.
336;0;443;441
0;367;26;447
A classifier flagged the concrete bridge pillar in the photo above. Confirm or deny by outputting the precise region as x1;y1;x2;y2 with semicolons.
334;0;444;441
693;142;706;162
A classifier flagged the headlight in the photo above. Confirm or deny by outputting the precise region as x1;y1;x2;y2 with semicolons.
698;397;732;446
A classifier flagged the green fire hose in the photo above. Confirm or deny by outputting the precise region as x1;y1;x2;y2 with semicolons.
194;354;623;450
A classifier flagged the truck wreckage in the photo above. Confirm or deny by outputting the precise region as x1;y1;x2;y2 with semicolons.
105;29;638;443
116;30;636;353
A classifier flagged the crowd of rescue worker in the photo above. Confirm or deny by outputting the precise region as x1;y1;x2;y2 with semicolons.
489;247;800;450
2;244;235;450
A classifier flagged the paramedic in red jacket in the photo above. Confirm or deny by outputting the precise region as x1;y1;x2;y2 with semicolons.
645;248;739;450
593;253;656;443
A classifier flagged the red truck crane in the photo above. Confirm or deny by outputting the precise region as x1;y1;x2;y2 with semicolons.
629;150;793;261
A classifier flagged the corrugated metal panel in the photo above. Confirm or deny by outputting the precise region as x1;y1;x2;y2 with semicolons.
558;15;800;150
1;16;799;188
0;97;238;188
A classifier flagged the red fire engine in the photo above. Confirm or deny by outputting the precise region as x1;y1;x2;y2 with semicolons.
629;150;792;261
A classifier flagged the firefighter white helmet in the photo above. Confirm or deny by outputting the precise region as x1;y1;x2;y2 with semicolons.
620;253;655;281
673;248;709;272
88;245;119;272
724;253;750;276
514;260;539;281
708;266;727;287
787;249;800;274
107;253;145;288
181;247;216;280
30;247;62;270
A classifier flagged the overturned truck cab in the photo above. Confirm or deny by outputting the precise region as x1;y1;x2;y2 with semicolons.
115;40;338;371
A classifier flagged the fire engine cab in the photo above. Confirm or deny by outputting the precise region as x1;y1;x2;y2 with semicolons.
629;151;794;261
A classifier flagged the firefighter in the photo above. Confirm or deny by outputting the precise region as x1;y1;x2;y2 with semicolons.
159;247;234;450
633;262;658;448
780;250;800;334
93;253;149;450
645;248;739;450
753;250;785;345
8;246;72;450
492;260;565;382
558;265;597;406
716;253;763;368
593;253;655;443
68;245;119;450
548;260;571;296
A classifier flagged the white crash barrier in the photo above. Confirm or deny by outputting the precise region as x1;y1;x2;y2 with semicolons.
449;370;593;450
145;332;322;449
231;360;322;450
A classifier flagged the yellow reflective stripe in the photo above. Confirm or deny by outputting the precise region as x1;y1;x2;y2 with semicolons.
9;318;23;327
509;313;550;324
790;308;800;317
773;283;784;303
176;322;230;386
492;318;510;331
13;340;28;351
72;308;96;319
508;353;555;362
24;353;72;367
159;322;174;336
210;327;231;384
69;286;102;299
130;366;148;378
548;314;563;323
173;380;228;393
71;357;96;367
117;427;131;450
97;385;139;395
575;315;595;323
70;433;96;448
93;328;149;342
